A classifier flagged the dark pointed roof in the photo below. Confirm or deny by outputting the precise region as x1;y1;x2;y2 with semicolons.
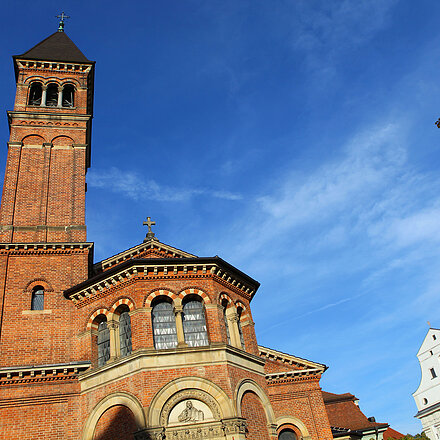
15;31;93;63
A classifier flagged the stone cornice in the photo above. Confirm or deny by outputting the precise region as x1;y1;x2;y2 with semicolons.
15;58;93;72
65;257;259;306
8;110;92;122
0;242;93;254
0;361;91;386
265;368;322;384
259;345;327;372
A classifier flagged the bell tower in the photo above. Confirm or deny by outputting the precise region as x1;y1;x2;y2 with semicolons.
0;24;95;367
0;25;94;243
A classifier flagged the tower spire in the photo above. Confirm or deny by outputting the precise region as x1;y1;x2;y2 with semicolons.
56;11;70;32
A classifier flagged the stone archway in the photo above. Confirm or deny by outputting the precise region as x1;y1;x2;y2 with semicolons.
82;393;146;440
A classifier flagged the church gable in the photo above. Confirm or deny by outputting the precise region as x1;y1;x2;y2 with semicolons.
94;238;197;273
259;345;327;379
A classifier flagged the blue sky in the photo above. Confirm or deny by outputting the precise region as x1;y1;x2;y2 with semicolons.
1;0;440;434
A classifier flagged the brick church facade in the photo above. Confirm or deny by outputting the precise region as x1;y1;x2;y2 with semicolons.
0;28;334;440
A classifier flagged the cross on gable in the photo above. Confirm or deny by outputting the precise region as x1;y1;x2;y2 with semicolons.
56;11;70;32
143;217;157;241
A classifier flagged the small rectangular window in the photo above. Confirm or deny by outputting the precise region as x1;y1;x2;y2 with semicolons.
431;368;437;379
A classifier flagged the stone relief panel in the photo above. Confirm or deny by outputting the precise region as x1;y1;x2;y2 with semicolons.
159;389;221;426
169;400;212;425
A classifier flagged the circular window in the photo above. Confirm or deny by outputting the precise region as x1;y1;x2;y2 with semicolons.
423;398;428;405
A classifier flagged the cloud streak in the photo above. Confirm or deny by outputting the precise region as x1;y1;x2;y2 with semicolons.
87;167;242;202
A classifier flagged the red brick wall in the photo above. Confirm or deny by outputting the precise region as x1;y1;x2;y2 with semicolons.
93;405;138;440
241;391;270;440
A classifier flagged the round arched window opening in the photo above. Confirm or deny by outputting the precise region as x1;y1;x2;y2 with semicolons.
182;295;209;347
62;84;75;107
31;285;44;310
423;398;428;405
28;82;42;105
45;83;59;107
278;428;298;440
152;298;178;350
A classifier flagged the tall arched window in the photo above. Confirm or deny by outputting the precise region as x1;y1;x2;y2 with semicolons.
62;84;75;107
152;300;178;350
119;309;132;357
97;319;110;366
278;428;298;440
222;299;231;344
45;83;58;107
31;286;44;310
237;306;246;349
182;297;209;347
28;83;42;105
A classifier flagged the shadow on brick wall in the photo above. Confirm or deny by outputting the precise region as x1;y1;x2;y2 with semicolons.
93;404;138;440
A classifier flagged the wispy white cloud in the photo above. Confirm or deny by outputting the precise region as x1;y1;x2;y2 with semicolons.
87;167;242;202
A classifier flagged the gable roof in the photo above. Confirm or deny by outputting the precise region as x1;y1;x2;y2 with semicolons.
323;391;388;432
14;31;92;63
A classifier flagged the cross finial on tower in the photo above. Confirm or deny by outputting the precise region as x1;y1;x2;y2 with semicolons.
143;217;157;242
56;12;70;32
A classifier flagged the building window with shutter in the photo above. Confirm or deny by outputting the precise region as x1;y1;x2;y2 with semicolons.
97;320;110;366
182;297;209;347
31;286;44;310
152;300;178;350
119;310;132;357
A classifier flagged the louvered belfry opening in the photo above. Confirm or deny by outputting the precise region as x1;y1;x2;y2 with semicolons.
28;82;42;105
152;300;178;350
182;296;209;347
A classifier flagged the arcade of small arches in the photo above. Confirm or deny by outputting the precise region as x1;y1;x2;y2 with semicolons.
87;291;250;367
83;378;309;440
27;80;76;108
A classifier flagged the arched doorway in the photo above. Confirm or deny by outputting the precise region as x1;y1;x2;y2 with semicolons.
93;405;138;440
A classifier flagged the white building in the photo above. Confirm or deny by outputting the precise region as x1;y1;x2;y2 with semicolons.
414;328;440;440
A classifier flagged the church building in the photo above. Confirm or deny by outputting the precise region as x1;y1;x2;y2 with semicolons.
0;23;334;440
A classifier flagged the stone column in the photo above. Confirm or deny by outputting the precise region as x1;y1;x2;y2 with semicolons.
174;303;187;348
41;85;47;106
226;309;241;349
57;86;63;107
107;320;120;361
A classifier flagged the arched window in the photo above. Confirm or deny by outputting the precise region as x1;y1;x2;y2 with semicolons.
152;300;178;350
28;83;42;105
222;299;231;344
45;83;59;107
97;319;110;366
237;306;246;349
62;84;75;107
31;286;44;310
182;297;209;347
119;309;132;357
278;428;298;440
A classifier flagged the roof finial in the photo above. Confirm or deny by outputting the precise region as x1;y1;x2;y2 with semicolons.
56;12;70;32
143;217;157;242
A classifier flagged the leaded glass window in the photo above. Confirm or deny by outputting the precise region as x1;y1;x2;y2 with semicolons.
97;321;110;366
223;303;231;344
152;301;178;350
182;299;209;347
279;429;297;440
28;83;42;105
119;311;132;357
31;287;44;310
